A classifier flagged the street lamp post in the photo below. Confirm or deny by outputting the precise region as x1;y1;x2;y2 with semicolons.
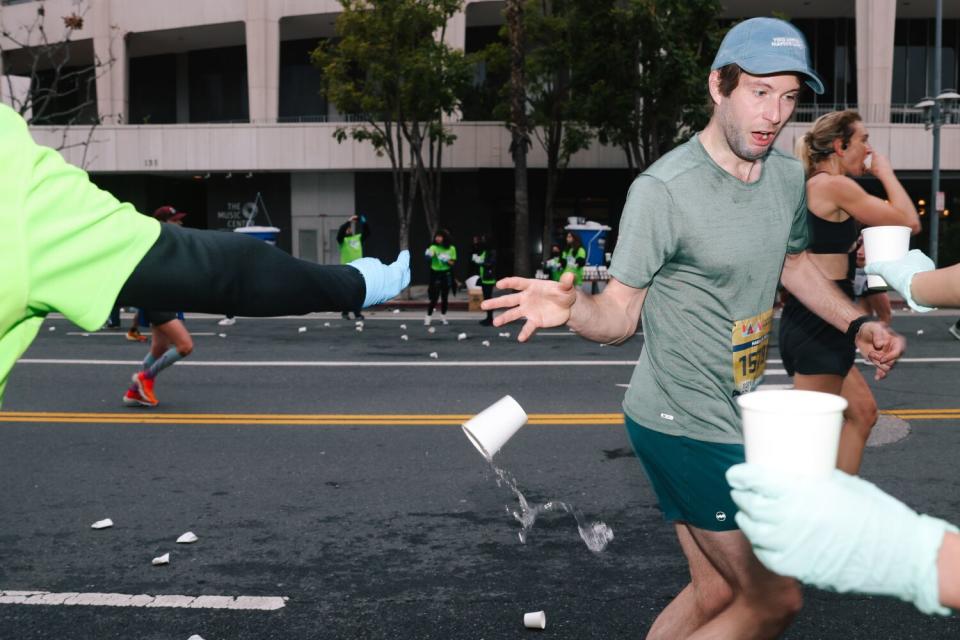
914;0;960;266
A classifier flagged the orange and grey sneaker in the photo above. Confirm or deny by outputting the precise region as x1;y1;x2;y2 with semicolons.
132;372;158;405
123;387;156;407
126;328;147;342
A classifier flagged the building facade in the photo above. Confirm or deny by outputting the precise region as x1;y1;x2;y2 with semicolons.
2;0;959;278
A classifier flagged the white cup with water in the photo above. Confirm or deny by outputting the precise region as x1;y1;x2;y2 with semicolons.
862;225;911;291
462;396;528;461
737;389;848;479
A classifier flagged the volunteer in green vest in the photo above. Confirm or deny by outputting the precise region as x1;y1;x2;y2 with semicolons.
338;214;371;320
424;229;457;326
0;103;410;408
544;243;563;282
471;235;497;326
562;231;587;286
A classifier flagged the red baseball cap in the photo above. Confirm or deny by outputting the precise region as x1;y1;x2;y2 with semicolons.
153;205;187;223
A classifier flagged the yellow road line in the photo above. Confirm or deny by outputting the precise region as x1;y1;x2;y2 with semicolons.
0;410;956;426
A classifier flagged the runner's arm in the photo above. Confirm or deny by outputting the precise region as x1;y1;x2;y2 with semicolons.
483;273;645;344
782;250;905;378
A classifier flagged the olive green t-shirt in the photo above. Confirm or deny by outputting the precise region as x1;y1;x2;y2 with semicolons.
0;105;160;406
609;134;808;444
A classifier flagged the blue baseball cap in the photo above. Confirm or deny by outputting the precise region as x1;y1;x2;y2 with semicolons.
711;17;825;95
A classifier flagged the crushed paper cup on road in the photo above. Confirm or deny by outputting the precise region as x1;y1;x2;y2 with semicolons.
738;389;847;479
523;610;546;630
392;308;400;314
482;340;490;347
400;324;407;330
428;327;436;334
91;518;113;529
499;332;511;338
187;635;205;640
218;333;227;338
462;395;528;461
323;322;331;327
355;321;364;327
152;553;170;566
48;326;55;332
429;352;439;359
176;531;198;544
298;326;307;333
917;329;924;335
457;333;467;341
356;326;363;332
862;225;911;291
401;335;409;341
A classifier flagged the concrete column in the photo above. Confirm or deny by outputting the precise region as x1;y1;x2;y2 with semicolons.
245;0;280;123
93;0;127;124
856;0;897;123
441;9;467;123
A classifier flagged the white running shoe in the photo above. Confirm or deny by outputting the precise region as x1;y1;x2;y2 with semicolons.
441;314;449;326
218;317;236;326
424;316;431;326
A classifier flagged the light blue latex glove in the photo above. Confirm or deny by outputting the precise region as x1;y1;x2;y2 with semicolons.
349;250;410;308
864;249;936;312
727;463;956;616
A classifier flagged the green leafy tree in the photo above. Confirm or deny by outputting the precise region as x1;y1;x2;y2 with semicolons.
487;0;594;268
573;0;723;174
312;0;472;250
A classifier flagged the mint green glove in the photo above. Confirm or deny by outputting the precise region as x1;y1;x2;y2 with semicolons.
349;250;410;307
727;463;957;615
864;249;935;312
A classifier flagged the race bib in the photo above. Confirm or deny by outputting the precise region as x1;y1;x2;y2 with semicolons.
731;309;773;395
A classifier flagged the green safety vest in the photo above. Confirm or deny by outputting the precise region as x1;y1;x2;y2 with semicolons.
478;250;495;284
429;244;456;272
339;233;363;264
562;247;586;286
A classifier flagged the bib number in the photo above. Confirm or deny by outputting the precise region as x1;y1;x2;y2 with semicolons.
732;309;773;395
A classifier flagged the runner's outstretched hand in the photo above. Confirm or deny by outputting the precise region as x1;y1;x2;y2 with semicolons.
481;272;577;342
855;321;905;380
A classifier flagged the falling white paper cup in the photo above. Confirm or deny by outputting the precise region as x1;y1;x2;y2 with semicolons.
862;225;911;290
523;610;546;630
461;395;528;461
737;389;847;479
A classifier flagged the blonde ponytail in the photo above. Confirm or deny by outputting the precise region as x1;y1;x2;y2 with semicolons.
796;109;862;177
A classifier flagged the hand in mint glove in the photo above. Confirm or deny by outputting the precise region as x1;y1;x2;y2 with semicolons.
727;463;956;615
349;250;410;308
864;249;936;312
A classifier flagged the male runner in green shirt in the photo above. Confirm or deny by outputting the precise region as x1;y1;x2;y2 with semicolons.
484;18;906;639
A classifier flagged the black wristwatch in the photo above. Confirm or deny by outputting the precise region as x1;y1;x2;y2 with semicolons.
845;315;871;341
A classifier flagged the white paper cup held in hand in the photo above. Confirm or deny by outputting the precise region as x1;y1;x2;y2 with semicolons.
862;225;911;291
523;610;546;630
737;389;847;479
462;395;528;461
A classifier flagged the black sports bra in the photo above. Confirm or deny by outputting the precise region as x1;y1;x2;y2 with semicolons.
807;212;858;255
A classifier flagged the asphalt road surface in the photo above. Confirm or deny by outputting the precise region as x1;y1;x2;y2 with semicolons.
2;310;959;639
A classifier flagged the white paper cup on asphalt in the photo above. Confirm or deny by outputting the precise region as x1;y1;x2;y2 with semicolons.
737;390;847;479
862;225;911;291
462;395;528;461
523;610;546;630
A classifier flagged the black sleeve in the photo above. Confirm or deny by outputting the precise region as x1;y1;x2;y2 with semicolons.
336;221;350;244
576;255;586;268
118;224;365;316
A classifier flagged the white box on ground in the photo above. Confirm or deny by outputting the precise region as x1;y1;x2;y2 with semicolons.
737;389;847;479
